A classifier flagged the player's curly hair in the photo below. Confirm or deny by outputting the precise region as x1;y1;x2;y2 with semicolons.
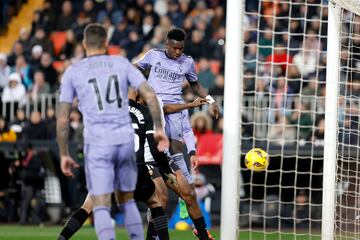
167;28;186;41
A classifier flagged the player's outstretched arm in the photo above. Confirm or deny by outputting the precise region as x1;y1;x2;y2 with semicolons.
57;102;79;177
189;81;220;119
163;97;207;114
138;82;169;151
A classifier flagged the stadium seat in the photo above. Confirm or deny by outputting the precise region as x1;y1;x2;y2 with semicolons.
52;60;64;72
50;31;67;56
107;45;121;55
196;133;223;165
209;60;221;74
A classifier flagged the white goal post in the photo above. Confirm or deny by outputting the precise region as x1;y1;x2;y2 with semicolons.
321;1;341;239
222;0;360;239
221;0;244;239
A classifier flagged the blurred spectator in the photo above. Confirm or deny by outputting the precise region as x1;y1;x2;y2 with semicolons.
97;0;123;26
266;43;292;76
244;43;257;73
55;1;75;31
102;16;115;42
30;27;53;55
197;58;215;91
209;74;224;96
41;0;56;32
110;19;130;46
313;117;325;144
141;14;155;42
18;144;45;225
69;109;84;143
23;111;47;140
0;117;16;142
339;116;359;145
72;15;88;42
59;30;76;60
2;73;27;106
126;7;141;27
185;29;207;60
282;190;310;229
9;108;28;139
39;52;58;90
13;55;33;90
167;1;185;27
0;53;10;91
7;41;24;67
18;28;32;59
30;10;44;36
154;0;168;16
149;26;166;49
45;107;56;139
82;0;98;24
271;77;294;118
30;71;50;102
211;6;225;32
142;1;160;26
158;15;173;34
71;43;85;63
29;45;43;70
290;101;313;141
258;29;273;59
268;115;296;145
191;111;213;141
207;26;225;60
293;44;318;78
122;29;144;61
189;0;213;23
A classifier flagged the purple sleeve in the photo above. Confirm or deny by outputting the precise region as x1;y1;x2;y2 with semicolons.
59;67;75;103
185;58;198;82
126;61;146;89
135;50;152;70
182;110;196;153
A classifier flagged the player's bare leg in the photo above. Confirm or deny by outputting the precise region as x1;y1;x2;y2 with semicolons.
57;194;92;240
91;193;115;240
169;139;212;240
116;191;144;240
145;190;170;240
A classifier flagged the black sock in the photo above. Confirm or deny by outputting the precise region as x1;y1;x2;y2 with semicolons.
58;208;90;240
150;207;169;240
193;217;209;240
146;221;157;240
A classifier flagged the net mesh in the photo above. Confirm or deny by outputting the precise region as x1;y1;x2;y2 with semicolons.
240;0;328;238
335;8;360;239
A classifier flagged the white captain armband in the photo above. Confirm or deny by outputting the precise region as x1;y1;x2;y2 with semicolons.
206;95;215;104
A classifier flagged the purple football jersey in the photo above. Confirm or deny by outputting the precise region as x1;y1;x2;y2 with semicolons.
59;55;146;146
135;49;197;103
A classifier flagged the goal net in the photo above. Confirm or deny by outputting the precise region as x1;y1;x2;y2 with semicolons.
329;1;360;239
236;0;329;238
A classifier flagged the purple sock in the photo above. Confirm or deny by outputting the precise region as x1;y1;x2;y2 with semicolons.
119;199;144;240
93;206;115;240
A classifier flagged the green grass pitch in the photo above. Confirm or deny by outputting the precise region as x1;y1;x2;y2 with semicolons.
0;225;322;240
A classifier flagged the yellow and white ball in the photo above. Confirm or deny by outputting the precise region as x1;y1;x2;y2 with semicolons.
245;148;269;171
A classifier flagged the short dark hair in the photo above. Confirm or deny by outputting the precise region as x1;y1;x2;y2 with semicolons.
84;23;107;49
167;28;186;41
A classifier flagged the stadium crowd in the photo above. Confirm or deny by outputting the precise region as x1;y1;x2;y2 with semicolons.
0;0;355;227
0;0;226;144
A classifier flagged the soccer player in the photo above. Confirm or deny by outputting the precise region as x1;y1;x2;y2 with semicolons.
135;27;219;240
57;89;176;240
57;23;168;240
145;102;214;240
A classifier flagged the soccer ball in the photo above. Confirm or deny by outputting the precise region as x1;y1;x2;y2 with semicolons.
245;148;269;171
